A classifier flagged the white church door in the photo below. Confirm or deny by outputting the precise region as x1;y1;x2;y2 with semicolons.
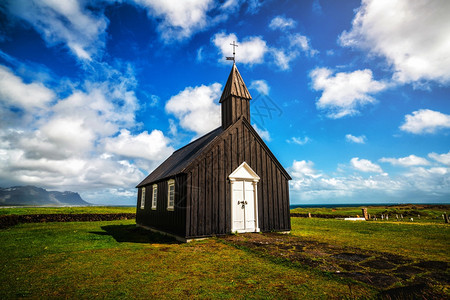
229;162;260;233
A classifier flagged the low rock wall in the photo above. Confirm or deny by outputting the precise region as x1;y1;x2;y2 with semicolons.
0;213;136;228
290;213;350;219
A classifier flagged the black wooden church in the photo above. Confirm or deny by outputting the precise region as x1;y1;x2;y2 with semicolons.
136;63;291;241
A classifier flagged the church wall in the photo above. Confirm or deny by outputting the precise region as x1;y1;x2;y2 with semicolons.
136;174;187;237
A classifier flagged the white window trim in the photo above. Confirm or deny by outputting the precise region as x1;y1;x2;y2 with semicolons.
151;184;157;210
167;179;175;211
140;187;146;209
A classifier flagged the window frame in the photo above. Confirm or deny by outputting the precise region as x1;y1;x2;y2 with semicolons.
167;179;175;211
151;184;157;210
140;187;146;209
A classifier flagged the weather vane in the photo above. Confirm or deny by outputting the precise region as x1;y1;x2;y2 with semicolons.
226;41;238;63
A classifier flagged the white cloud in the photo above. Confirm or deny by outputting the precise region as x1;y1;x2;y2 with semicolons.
165;83;222;135
339;0;450;84
212;31;316;70
289;158;450;203
269;16;296;31
290;160;321;179
212;32;268;65
428;151;450;166
310;68;386;118
104;129;174;161
270;34;317;70
252;123;271;142
402;166;449;193
249;80;270;95
380;155;429;167
400;109;450;134
0;65;55;109
0;64;174;202
289;33;317;57
131;0;215;42
287;136;310;145
345;134;366;144
351;157;383;173
6;0;108;61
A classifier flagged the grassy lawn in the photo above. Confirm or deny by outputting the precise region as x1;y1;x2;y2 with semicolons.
290;204;449;223
1;206;448;298
0;206;136;216
0;220;374;299
291;218;449;262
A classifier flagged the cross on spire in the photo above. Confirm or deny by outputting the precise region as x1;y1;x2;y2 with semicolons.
226;41;238;63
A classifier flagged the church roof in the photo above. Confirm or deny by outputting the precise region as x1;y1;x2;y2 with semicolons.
136;127;223;187
219;63;252;102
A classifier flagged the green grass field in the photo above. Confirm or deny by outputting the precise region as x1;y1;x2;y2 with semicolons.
291;218;449;262
0;206;448;298
291;204;449;223
0;220;374;299
0;206;136;215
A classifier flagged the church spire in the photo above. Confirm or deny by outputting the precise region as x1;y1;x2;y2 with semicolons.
220;63;252;129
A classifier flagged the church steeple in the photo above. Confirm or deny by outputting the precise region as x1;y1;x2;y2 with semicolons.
220;63;252;129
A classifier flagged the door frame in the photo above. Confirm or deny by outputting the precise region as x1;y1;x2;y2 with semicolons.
229;162;260;233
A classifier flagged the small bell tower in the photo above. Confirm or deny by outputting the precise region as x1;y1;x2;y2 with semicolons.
219;42;252;129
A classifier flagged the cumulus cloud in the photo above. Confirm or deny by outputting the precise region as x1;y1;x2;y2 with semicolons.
270;34;317;70
287;136;310;145
104;129;174;161
269;16;296;31
400;109;450;134
379;155;429;167
249;80;270;95
252;123;271;142
289;155;450;203
289;33;317;57
428;151;450;166
212;31;316;70
310;68;386;118
212;32;268;65
0;65;55;109
351;157;383;173
290;160;321;179
131;0;216;42
339;0;450;84
6;0;108;61
345;134;366;144
165;83;222;135
0;64;173;200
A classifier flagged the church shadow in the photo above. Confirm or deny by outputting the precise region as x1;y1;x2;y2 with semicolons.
90;224;180;244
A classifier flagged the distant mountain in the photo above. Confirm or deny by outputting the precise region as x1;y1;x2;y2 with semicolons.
0;186;91;206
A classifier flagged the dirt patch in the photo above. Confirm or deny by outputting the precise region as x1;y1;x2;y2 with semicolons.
338;263;364;271
395;265;423;276
414;260;448;271
221;232;449;295
340;272;398;289
379;283;441;299
331;252;370;262
360;258;397;270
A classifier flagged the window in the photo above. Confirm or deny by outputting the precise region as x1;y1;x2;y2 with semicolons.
140;187;146;209
151;184;157;210
167;179;175;211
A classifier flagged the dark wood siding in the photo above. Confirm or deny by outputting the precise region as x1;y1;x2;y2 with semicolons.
136;174;187;237
184;118;290;238
222;96;250;129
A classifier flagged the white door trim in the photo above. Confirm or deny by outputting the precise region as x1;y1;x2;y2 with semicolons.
229;162;260;233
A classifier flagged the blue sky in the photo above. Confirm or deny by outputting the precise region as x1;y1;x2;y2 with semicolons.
0;0;449;205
